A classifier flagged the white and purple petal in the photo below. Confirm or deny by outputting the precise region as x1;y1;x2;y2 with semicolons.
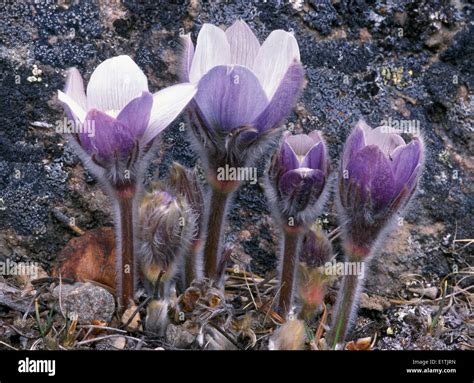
142;83;197;146
189;24;231;84
80;109;135;160
194;65;268;131
365;126;405;157
225;20;260;68
251;61;304;133
180;33;195;82
253;30;300;99
116;91;153;139
86;55;149;113
301;141;327;171
390;138;423;196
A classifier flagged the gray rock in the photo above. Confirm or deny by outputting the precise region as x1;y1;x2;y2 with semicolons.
165;324;196;349
53;282;115;323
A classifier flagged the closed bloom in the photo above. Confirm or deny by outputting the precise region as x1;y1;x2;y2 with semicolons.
138;188;197;294
182;20;305;176
339;120;424;258
267;131;330;227
58;55;196;185
298;228;333;318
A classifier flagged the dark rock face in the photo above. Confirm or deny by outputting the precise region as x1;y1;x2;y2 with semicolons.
0;0;472;349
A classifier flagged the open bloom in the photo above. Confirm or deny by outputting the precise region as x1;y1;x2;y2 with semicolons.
182;21;305;175
58;55;196;185
338;120;424;258
267;131;330;226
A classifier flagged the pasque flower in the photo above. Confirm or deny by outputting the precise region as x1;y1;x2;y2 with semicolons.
267;131;330;227
181;21;305;280
265;131;330;318
58;55;196;185
328;119;424;349
57;55;196;309
338;120;424;259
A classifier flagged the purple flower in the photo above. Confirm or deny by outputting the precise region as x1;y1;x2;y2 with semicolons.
182;21;305;175
338;120;424;257
267;131;330;226
58;55;196;184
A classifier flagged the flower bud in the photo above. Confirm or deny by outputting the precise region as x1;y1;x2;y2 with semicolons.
297;228;333;319
267;131;330;227
338;120;424;258
138;187;197;294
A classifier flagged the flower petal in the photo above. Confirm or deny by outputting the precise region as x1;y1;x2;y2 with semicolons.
86;55;149;113
342;121;366;171
279;168;326;211
253;30;301;99
189;24;231;84
180;33;195;82
252;62;304;132
365;126;405;157
225;20;260;68
390;138;423;195
287;134;316;157
346;145;395;211
64;67;87;110
301;141;327;171
278;140;300;173
58;90;86;123
117;91;153;138
194;65;268;131
142;83;197;145
80;109;135;160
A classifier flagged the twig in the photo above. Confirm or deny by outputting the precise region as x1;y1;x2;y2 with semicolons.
76;334;145;346
120;297;151;330
209;323;242;350
77;325;127;334
0;341;18;350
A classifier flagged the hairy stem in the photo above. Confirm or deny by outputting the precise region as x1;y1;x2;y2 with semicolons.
327;269;365;349
277;229;304;319
115;188;137;311
203;189;231;281
184;239;202;287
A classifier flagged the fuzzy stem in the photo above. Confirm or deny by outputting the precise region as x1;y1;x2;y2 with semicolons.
184;239;202;287
277;228;304;319
115;188;137;312
203;189;231;281
327;267;365;349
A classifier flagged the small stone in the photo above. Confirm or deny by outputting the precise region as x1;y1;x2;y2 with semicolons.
165;324;195;349
121;304;142;332
387;327;394;335
53;282;115;323
110;336;126;350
